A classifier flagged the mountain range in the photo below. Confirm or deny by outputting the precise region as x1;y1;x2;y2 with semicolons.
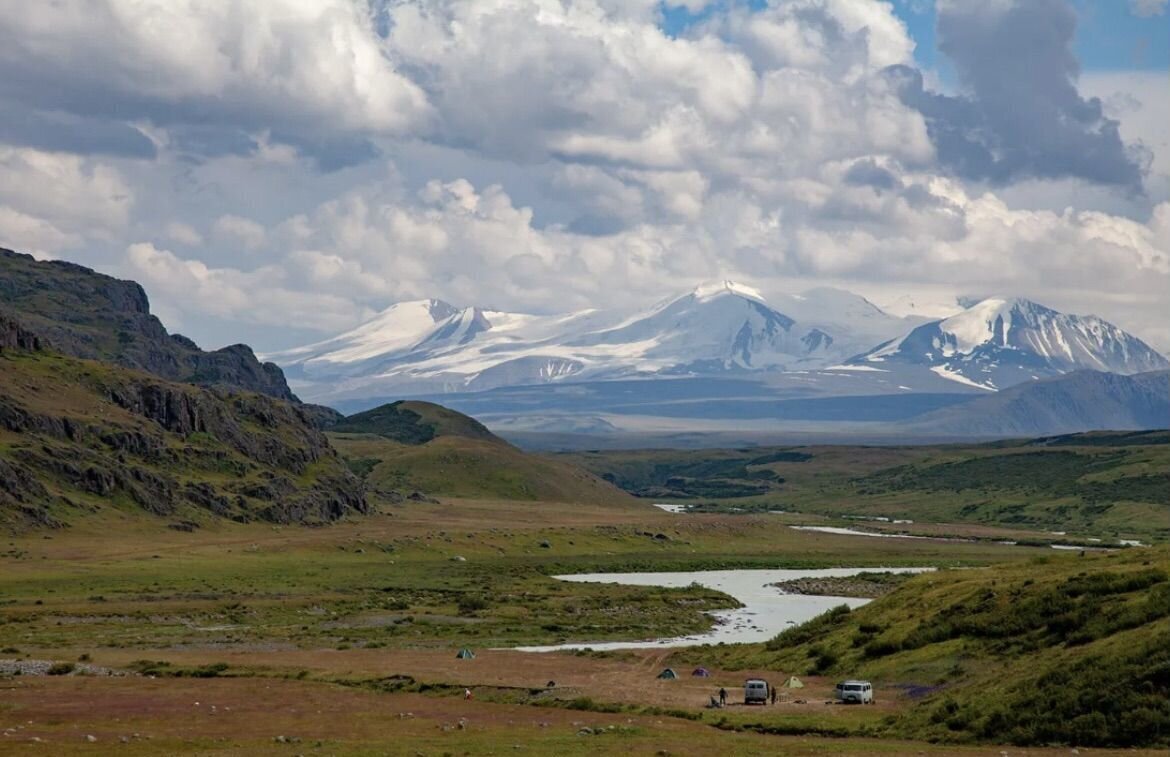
267;280;1168;437
270;281;924;400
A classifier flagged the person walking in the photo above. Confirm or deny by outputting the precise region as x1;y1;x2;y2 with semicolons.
718;687;727;706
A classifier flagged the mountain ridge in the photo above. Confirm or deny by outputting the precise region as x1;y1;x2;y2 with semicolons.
269;280;925;402
0;248;299;402
903;369;1170;436
269;282;1167;424
858;297;1168;389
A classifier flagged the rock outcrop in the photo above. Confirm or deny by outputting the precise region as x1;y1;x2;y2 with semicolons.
0;319;366;528
0;248;295;400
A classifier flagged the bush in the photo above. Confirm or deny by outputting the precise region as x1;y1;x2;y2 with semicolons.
457;595;489;616
766;604;850;650
808;646;838;674
46;662;75;676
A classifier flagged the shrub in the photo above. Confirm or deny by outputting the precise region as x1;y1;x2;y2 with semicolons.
47;662;75;676
457;596;489;616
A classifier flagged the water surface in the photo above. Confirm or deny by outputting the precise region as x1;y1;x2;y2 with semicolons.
515;566;933;652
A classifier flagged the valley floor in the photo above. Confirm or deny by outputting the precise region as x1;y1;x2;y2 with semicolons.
0;499;1165;753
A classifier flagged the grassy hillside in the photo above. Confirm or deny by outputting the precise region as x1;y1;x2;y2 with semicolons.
679;547;1170;747
330;400;500;444
330;431;641;507
0;345;365;529
564;432;1170;540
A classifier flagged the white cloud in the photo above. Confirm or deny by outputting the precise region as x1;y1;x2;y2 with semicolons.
212;214;266;251
0;1;431;150
1129;0;1167;17
0;0;1164;354
124;242;369;332
135;168;1169;351
165;222;204;247
0;147;131;259
0;206;81;257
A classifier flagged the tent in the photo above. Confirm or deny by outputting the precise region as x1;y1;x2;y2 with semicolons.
782;675;804;688
455;648;476;659
692;667;711;677
657;668;678;680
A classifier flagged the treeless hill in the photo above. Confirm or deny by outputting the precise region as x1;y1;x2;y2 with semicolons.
328;401;642;507
330;400;501;444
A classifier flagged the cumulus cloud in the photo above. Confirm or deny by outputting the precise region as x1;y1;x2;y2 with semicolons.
0;147;132;257
889;0;1146;190
0;0;1164;352
165;222;204;247
1129;0;1167;16
0;1;430;164
212;215;267;251
124;242;369;332
124;169;1168;352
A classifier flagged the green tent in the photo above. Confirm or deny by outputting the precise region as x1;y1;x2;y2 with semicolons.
782;675;804;688
657;668;678;680
455;648;476;659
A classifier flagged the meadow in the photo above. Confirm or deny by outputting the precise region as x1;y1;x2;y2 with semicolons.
4;492;1165;753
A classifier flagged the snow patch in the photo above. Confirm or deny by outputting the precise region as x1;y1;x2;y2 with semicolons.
929;365;997;391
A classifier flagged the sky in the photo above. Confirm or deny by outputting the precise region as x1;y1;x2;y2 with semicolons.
0;0;1167;353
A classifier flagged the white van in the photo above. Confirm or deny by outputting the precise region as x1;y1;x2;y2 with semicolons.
744;678;769;705
834;680;874;704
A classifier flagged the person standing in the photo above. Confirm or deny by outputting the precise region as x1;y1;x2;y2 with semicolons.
719;687;727;706
770;683;777;705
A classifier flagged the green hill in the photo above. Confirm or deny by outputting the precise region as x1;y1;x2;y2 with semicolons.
328;401;640;507
690;547;1170;748
565;432;1170;540
329;400;501;444
0;324;366;529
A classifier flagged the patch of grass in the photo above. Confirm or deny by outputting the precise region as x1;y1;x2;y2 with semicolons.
564;434;1170;540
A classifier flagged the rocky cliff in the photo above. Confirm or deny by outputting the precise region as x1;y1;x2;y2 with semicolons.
0;248;296;400
0;315;366;529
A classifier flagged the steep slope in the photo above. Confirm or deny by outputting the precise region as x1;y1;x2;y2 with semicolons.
771;286;923;358
859;297;1168;390
275;299;459;380
327;402;640;507
572;280;833;373
695;548;1170;748
905;369;1170;436
0;329;366;529
0;248;296;400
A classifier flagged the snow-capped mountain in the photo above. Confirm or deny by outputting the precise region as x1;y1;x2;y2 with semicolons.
268;280;914;402
856;297;1170;390
267;286;1167;406
276;298;458;379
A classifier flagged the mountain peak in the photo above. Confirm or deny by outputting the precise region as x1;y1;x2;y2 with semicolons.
860;295;1168;389
691;279;766;303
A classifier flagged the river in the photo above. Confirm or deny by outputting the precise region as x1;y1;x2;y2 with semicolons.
514;566;933;652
